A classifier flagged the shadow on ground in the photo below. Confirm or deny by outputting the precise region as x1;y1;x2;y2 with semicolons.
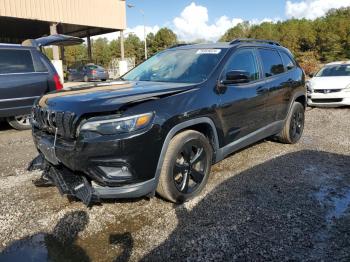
142;150;350;261
0;120;12;132
1;150;349;261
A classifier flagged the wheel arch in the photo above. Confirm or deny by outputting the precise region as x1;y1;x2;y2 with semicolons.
286;91;307;118
153;117;220;187
294;93;307;109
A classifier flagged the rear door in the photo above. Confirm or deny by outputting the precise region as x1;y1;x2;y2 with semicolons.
217;48;269;144
256;48;289;124
0;48;49;117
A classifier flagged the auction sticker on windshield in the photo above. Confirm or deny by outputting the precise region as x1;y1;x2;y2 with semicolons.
196;49;221;55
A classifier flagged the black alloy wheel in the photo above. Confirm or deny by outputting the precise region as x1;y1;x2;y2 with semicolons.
157;130;212;203
290;109;304;142
173;140;208;194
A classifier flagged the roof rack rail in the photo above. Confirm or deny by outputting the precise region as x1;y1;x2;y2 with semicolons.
169;43;190;48
230;38;281;46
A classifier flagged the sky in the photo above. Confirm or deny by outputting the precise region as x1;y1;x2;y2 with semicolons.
100;0;350;42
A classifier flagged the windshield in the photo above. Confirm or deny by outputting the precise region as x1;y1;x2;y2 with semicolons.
316;64;350;77
123;48;226;83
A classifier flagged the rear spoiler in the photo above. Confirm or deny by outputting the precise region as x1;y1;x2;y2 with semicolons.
22;34;84;48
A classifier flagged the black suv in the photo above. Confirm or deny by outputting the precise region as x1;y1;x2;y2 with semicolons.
0;35;82;130
31;39;306;205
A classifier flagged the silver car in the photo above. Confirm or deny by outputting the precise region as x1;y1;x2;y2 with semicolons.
68;64;109;82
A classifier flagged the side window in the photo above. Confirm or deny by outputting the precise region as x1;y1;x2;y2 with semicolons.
280;51;295;71
258;49;285;77
32;52;48;72
223;49;260;82
0;49;35;74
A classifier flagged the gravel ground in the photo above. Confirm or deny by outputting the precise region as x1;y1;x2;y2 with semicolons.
0;108;349;261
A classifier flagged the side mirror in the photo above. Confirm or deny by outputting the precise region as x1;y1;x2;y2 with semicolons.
222;70;250;85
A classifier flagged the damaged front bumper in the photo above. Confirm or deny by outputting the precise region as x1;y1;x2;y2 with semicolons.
30;123;163;205
29;155;156;206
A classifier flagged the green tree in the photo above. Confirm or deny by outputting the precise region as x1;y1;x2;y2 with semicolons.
219;7;350;68
92;38;111;66
220;22;250;42
64;44;87;67
124;33;144;64
249;22;279;42
146;32;157;56
152;28;178;51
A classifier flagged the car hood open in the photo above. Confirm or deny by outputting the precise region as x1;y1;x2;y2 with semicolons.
38;81;196;115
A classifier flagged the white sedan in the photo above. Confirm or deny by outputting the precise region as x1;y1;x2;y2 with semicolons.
307;61;350;107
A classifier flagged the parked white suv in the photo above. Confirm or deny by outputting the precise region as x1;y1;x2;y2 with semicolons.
307;61;350;107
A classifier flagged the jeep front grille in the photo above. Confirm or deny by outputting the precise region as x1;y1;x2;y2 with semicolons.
32;106;76;138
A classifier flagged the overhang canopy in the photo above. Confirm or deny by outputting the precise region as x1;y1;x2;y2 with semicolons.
0;0;126;43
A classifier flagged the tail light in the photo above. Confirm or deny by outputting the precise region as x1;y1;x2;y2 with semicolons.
92;70;97;75
53;74;63;90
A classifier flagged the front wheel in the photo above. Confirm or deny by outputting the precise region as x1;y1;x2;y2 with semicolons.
157;130;213;203
7;115;31;130
83;75;89;82
276;102;305;144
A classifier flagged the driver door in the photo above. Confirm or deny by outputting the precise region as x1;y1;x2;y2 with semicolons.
217;48;269;145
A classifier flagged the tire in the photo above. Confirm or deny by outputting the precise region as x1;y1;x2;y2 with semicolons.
83;75;89;82
7;115;31;130
101;79;107;82
67;75;73;82
276;102;305;144
156;130;213;203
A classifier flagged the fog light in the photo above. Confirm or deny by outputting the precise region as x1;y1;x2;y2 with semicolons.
98;166;132;179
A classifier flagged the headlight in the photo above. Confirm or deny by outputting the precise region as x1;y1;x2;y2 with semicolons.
306;81;312;93
80;113;154;135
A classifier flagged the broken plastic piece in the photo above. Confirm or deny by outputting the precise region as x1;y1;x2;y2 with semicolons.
27;154;46;171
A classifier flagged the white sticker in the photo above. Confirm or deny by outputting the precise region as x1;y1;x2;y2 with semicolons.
196;49;221;55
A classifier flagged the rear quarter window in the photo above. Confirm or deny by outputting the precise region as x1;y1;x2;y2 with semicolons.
0;49;35;74
280;51;295;71
32;52;49;72
258;49;285;77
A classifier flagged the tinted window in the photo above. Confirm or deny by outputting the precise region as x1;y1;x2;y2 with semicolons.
280;52;295;71
0;49;35;74
224;49;260;81
258;49;285;77
32;53;48;72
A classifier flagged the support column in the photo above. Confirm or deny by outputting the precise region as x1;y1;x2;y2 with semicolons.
118;30;128;77
49;23;60;60
49;23;64;83
60;46;65;63
120;30;125;60
87;32;92;62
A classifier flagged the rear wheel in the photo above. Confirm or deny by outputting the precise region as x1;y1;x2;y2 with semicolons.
276;102;305;144
83;75;89;82
7;115;31;130
157;130;212;203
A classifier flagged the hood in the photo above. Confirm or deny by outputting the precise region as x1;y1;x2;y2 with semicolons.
39;81;196;115
310;76;350;90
